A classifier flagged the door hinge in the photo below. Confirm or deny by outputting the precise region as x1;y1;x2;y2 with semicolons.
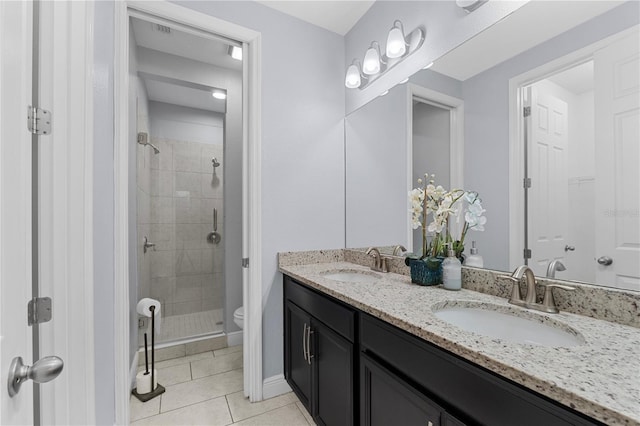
523;178;532;188
27;297;52;326
523;248;532;259
27;106;52;135
523;106;531;117
242;258;249;268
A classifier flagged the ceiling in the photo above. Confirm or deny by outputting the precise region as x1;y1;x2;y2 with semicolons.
431;1;624;81
131;17;236;113
256;0;375;35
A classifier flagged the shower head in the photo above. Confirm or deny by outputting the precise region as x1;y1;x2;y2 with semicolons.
137;132;160;154
148;142;161;154
212;157;220;168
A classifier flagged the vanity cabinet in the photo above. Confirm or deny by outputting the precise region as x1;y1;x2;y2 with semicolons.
283;275;601;426
284;276;356;425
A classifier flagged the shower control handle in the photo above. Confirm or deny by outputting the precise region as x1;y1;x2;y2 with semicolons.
207;208;222;244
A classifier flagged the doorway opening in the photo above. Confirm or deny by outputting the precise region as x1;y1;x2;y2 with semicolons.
407;84;464;252
129;15;242;347
114;3;263;423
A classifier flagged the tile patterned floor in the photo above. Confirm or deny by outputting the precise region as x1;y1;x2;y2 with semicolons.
131;346;314;425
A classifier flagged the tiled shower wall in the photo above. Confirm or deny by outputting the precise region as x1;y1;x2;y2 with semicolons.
142;137;225;317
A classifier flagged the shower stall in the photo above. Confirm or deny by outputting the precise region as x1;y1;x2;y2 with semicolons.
129;15;243;353
137;127;226;345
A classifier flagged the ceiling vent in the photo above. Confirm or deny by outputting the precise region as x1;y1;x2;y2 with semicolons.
154;24;171;34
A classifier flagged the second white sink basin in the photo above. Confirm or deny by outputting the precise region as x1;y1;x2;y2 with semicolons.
432;302;584;347
321;269;381;283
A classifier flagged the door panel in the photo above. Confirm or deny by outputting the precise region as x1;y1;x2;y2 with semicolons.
313;320;353;426
529;84;569;276
594;29;640;290
284;301;312;409
0;1;35;424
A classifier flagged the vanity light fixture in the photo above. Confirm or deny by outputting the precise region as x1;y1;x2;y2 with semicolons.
228;45;242;61
212;90;227;100
456;0;488;13
399;78;409;84
423;62;434;70
345;19;425;90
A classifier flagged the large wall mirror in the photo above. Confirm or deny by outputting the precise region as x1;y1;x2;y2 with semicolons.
344;1;639;291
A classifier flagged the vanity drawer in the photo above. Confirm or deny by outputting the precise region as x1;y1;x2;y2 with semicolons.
360;314;600;426
284;275;355;342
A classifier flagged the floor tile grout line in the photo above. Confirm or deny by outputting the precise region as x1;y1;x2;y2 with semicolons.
224;399;302;424
141;394;233;421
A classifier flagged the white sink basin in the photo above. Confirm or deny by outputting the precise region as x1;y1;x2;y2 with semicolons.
432;302;584;347
321;269;381;283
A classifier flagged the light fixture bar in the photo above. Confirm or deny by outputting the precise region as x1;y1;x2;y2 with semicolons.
345;21;425;90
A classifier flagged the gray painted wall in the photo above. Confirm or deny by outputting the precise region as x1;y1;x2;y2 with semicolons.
345;84;407;248
462;1;640;272
93;1;115;424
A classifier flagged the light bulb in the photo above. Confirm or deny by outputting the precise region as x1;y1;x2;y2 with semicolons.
212;90;227;100
362;46;381;75
345;64;361;89
386;24;406;58
423;62;434;70
229;45;242;61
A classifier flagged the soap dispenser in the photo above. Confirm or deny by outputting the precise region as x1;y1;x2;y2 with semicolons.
442;244;462;291
463;241;484;268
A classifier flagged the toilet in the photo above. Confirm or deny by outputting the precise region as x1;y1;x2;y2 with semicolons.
233;306;244;329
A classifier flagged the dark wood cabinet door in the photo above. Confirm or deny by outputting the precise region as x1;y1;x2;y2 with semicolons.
361;353;442;426
312;320;354;426
284;301;312;410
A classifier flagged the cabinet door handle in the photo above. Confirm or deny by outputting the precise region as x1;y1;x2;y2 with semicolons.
302;323;308;362
306;327;314;365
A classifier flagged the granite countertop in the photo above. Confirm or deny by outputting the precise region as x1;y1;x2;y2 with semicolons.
279;260;640;426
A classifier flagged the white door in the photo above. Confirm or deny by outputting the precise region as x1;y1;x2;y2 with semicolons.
594;29;640;290
528;84;569;277
0;1;35;424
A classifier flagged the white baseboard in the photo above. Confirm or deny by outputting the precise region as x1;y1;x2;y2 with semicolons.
227;330;243;347
130;352;139;391
262;374;291;400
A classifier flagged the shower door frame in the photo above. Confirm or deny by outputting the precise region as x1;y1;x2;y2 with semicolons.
113;2;263;424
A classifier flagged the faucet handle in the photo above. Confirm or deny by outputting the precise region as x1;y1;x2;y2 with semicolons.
499;275;522;303
542;284;575;313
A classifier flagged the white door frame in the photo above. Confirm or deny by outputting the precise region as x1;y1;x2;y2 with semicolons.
406;83;464;251
113;2;262;423
36;2;97;423
507;25;638;271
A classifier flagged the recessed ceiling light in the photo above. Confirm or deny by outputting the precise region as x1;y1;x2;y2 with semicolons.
228;45;242;61
212;90;227;100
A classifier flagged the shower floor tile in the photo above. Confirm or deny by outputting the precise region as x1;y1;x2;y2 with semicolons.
139;309;224;346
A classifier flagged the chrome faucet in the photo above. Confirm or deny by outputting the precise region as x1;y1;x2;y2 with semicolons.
504;265;575;314
365;247;388;272
546;260;566;278
392;245;407;256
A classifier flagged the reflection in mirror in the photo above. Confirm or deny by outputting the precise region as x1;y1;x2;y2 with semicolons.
344;2;639;291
